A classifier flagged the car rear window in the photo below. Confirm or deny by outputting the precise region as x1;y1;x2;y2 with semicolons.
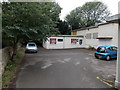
97;47;106;53
28;44;35;46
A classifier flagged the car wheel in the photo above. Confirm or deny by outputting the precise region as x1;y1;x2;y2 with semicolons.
106;55;111;61
95;56;98;59
25;51;27;53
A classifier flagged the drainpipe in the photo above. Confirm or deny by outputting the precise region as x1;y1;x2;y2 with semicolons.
115;2;120;89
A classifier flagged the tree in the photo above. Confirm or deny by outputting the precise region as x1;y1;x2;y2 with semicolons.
2;2;61;60
65;1;110;30
57;20;70;35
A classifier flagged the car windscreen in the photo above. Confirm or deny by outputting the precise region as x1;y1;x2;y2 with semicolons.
97;47;106;53
28;44;36;47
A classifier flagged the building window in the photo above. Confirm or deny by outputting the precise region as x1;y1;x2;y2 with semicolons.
71;39;77;44
50;38;56;44
86;33;91;39
58;39;63;42
93;33;98;39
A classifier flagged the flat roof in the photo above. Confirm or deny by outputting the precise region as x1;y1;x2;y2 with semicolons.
51;35;84;37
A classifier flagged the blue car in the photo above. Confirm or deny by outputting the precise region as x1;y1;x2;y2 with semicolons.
95;46;117;60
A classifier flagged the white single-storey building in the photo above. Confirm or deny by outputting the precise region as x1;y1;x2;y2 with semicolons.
43;17;118;49
71;22;118;49
43;35;84;49
43;22;118;49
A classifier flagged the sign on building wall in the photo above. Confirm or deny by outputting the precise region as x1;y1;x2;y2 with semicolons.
50;38;56;44
71;39;77;44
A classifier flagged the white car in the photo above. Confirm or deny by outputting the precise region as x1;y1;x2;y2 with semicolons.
25;42;38;53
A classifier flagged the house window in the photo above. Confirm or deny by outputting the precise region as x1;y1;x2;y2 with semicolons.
86;33;91;39
71;39;77;44
58;39;63;42
50;38;56;44
93;33;98;39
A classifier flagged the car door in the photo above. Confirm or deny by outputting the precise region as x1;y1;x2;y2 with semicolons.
112;47;117;58
108;47;117;58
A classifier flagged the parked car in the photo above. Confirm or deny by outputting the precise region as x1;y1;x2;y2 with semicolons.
25;42;38;53
95;46;117;60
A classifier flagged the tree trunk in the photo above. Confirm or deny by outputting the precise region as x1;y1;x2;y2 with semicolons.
10;39;18;61
10;46;17;61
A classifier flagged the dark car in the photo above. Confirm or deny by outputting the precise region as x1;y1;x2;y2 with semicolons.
95;46;117;60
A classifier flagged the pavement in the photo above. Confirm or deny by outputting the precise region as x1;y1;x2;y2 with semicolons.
14;48;116;88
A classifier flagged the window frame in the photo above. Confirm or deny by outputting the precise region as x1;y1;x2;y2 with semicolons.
58;39;63;42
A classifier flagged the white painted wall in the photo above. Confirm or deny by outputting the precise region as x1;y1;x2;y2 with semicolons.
115;22;120;89
98;23;118;47
77;27;99;48
77;23;118;49
115;2;120;89
43;36;84;49
64;37;84;48
43;37;64;49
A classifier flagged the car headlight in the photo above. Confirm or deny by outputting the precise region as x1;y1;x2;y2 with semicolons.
26;47;29;50
35;48;37;50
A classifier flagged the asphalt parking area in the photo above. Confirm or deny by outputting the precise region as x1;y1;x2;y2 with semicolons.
15;48;116;88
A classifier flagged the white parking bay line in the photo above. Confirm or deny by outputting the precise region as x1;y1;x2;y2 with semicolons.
41;63;52;69
57;60;65;63
64;58;71;62
85;57;89;60
75;61;80;66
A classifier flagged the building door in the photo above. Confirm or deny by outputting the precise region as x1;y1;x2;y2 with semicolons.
79;39;83;45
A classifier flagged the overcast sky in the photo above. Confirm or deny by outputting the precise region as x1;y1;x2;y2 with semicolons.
56;0;120;20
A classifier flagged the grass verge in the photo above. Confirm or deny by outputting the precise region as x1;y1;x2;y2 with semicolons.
2;48;25;88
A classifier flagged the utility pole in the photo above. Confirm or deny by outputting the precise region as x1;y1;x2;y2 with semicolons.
115;2;120;89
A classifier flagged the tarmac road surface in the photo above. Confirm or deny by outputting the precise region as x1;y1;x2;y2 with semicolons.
15;48;116;88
